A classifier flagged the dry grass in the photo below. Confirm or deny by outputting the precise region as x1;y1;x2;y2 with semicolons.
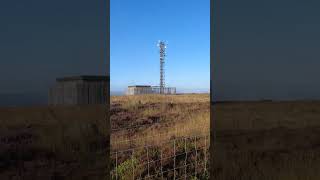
111;94;209;148
111;94;209;112
212;101;320;180
110;94;210;179
0;105;108;180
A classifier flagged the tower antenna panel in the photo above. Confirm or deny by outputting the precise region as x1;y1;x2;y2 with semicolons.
157;40;167;94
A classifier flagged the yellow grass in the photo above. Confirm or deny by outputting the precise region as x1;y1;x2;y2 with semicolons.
111;94;210;149
212;101;320;180
0;105;108;179
111;94;209;106
110;94;210;179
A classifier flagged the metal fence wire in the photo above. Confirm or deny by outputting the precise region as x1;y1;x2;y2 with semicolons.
110;99;209;180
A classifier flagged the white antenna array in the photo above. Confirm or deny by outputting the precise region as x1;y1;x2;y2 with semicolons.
157;40;167;94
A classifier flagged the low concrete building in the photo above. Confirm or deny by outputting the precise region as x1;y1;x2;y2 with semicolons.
48;75;108;105
126;85;176;95
126;85;153;95
151;86;176;95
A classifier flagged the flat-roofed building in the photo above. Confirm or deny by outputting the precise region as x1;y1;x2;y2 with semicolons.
48;75;108;105
126;85;153;95
126;85;176;95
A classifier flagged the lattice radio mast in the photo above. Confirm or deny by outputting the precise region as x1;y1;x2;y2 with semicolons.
157;40;167;94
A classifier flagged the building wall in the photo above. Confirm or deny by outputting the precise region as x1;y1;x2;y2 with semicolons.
126;87;153;95
126;86;176;95
48;80;108;105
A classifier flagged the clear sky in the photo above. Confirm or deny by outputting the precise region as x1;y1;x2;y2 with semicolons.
213;0;320;101
0;0;106;105
0;0;108;106
0;0;106;94
110;0;210;93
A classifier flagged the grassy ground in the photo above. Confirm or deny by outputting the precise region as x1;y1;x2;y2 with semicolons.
212;101;320;180
3;98;318;179
111;94;210;179
0;105;108;180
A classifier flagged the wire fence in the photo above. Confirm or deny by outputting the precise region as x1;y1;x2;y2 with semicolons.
110;97;209;179
111;129;209;179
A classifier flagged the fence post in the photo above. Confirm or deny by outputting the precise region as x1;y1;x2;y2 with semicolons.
194;137;197;178
174;139;176;180
132;149;135;180
161;148;164;179
147;146;150;178
184;137;187;180
115;152;118;180
204;136;207;175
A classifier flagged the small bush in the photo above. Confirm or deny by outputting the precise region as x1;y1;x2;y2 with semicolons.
114;157;138;180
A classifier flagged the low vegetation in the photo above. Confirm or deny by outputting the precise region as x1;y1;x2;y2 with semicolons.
111;94;210;179
0;105;108;180
212;101;320;180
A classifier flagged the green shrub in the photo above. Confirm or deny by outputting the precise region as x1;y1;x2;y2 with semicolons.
113;157;138;180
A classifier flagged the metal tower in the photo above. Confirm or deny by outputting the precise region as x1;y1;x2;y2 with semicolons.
157;40;167;94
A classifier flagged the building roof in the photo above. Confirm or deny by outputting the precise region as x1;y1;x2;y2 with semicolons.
56;75;109;82
128;85;151;88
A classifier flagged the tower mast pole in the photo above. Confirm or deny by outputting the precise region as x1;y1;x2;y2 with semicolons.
158;41;166;94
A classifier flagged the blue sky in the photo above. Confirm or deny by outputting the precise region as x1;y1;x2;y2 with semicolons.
0;0;106;95
110;0;210;93
212;0;320;100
